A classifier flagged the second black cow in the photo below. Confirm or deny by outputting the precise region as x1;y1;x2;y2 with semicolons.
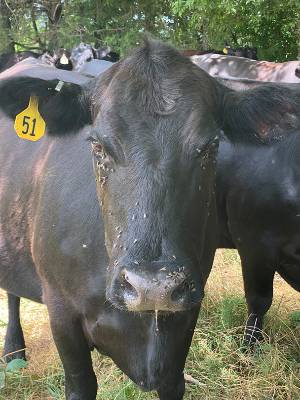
217;83;300;344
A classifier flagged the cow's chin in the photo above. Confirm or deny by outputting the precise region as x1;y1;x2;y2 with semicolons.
132;372;173;392
86;297;200;398
93;306;199;394
106;339;186;394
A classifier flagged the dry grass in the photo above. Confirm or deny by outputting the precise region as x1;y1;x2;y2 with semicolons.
0;249;300;399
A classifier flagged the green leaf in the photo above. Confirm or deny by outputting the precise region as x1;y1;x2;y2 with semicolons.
290;311;300;327
0;320;7;328
6;359;28;373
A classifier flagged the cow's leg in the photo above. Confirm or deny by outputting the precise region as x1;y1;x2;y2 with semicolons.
3;293;26;361
240;255;275;345
157;373;185;400
46;291;97;400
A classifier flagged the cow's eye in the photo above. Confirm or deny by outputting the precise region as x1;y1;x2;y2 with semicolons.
91;141;107;159
87;56;92;62
87;136;105;155
88;134;123;164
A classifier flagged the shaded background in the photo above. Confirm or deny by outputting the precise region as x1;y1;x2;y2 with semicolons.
0;0;300;61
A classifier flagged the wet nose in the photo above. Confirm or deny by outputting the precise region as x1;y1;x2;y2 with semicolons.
113;267;199;312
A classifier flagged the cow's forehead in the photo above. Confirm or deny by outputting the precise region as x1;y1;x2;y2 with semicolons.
94;93;212;155
92;51;217;139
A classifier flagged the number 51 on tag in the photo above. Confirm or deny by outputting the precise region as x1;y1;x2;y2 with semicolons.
14;96;46;141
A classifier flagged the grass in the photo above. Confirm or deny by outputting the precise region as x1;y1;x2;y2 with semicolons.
0;249;300;399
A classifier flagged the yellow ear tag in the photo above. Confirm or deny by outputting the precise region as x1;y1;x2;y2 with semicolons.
14;96;46;141
223;47;228;54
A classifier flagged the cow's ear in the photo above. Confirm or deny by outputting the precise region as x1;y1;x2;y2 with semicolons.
0;77;92;135
223;85;300;143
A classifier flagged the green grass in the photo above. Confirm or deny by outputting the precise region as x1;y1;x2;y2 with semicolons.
1;250;300;399
1;295;300;399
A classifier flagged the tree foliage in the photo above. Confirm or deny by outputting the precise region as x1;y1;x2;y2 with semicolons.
171;0;300;61
0;0;299;61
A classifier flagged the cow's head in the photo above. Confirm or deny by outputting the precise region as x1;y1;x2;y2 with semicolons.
89;42;221;313
0;40;221;313
94;47;120;63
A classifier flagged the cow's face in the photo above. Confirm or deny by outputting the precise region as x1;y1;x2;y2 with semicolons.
89;43;220;313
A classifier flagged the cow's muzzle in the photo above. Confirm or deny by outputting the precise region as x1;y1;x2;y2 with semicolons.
107;261;202;312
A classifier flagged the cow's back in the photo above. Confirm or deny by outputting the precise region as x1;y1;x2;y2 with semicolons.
192;54;300;83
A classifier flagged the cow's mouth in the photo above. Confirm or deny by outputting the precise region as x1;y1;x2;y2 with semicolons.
106;288;203;313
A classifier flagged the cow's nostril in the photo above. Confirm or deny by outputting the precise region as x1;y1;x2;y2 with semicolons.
171;280;189;303
123;274;138;300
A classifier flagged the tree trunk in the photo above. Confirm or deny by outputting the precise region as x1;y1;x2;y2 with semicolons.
31;7;44;49
142;2;155;32
47;2;64;51
48;23;59;51
94;0;106;46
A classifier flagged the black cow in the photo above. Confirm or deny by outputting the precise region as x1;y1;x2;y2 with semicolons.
223;43;258;60
0;40;296;399
181;46;257;59
0;49;74;73
0;51;41;73
40;48;74;70
215;82;300;344
95;46;120;63
70;43;119;71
